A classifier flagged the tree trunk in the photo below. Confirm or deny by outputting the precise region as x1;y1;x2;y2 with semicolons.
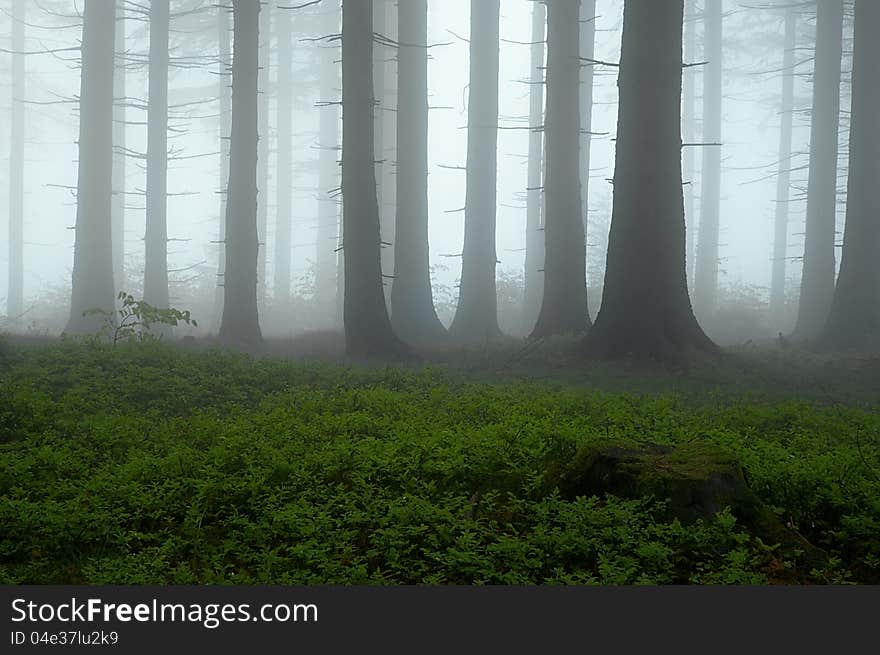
770;8;796;318
580;0;596;308
219;0;263;344
693;0;722;315
112;1;126;295
341;0;405;356
390;0;446;345
373;0;396;305
213;6;232;329
257;2;271;308
275;3;292;307
144;0;169;313
7;0;24;321
793;0;843;340
682;0;697;290
521;0;545;334
820;0;880;350
66;0;116;335
449;0;501;342
582;0;715;362
530;0;588;338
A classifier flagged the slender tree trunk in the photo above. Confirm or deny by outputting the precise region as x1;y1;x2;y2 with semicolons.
257;2;271;308
693;0;722;315
7;0;25;321
144;0;169;313
213;5;232;328
317;2;341;326
373;0;396;304
682;0;697;290
67;0;116;335
820;0;880;350
219;0;262;344
275;3;292;307
770;8;796;318
449;0;501;342
111;2;126;295
341;0;404;356
580;0;596;301
583;0;715;361
793;0;843;340
530;0;588;338
522;0;545;334
390;0;446;344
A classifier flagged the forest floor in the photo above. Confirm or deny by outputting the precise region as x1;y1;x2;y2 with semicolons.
1;334;878;584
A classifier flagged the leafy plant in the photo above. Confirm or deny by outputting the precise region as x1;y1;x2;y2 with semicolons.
84;292;197;344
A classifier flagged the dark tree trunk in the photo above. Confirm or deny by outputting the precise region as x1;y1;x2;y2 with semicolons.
522;0;545;334
449;0;501;342
390;0;446;345
144;0;169;313
213;6;232;328
820;0;880;350
580;0;596;306
275;3;292;306
682;0;697;290
793;0;843;340
219;0;263;344
530;0;588;338
257;2;271;308
692;0;722;315
373;0;396;304
582;0;715;362
341;0;405;356
770;7;796;317
112;1;126;294
7;0;24;321
66;0;116;335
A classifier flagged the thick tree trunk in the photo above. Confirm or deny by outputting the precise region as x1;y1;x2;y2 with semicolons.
144;0;169;313
275;3;292;307
582;0;715;362
219;0;263;344
7;0;24;321
770;8;796;317
390;0;446;345
793;0;843;340
820;0;880;350
693;0;722;315
522;0;545;334
682;0;697;290
111;1;126;294
341;0;405;356
66;0;116;335
449;0;501;342
530;0;588;338
213;6;232;329
257;2;271;308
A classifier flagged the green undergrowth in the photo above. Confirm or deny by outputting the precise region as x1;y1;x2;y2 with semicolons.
1;340;878;584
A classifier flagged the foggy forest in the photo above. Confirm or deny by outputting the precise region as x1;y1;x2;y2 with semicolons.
1;0;878;586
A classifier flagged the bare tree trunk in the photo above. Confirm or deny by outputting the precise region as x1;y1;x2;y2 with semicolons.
111;1;126;295
66;0;116;335
449;0;501;342
820;0;880;350
580;0;596;305
530;0;588;338
257;2;271;308
682;0;697;290
275;3;292;307
583;0;715;362
213;5;232;329
219;0;262;344
373;0;396;305
341;0;405;356
793;0;843;340
7;0;25;321
693;0;722;315
390;0;446;345
770;7;796;318
144;0;169;313
522;0;545;334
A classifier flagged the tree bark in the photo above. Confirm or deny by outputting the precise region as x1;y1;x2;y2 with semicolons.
66;0;116;335
522;0;545;334
213;5;232;329
219;0;263;344
693;0;722;315
111;1;126;295
820;0;880;350
7;0;25;321
682;0;697;290
449;0;501;342
770;7;796;317
582;0;715;362
530;0;588;338
793;0;843;340
275;3;292;307
373;0;396;305
144;0;169;313
390;0;446;345
257;2;271;308
341;0;405;356
580;0;596;302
